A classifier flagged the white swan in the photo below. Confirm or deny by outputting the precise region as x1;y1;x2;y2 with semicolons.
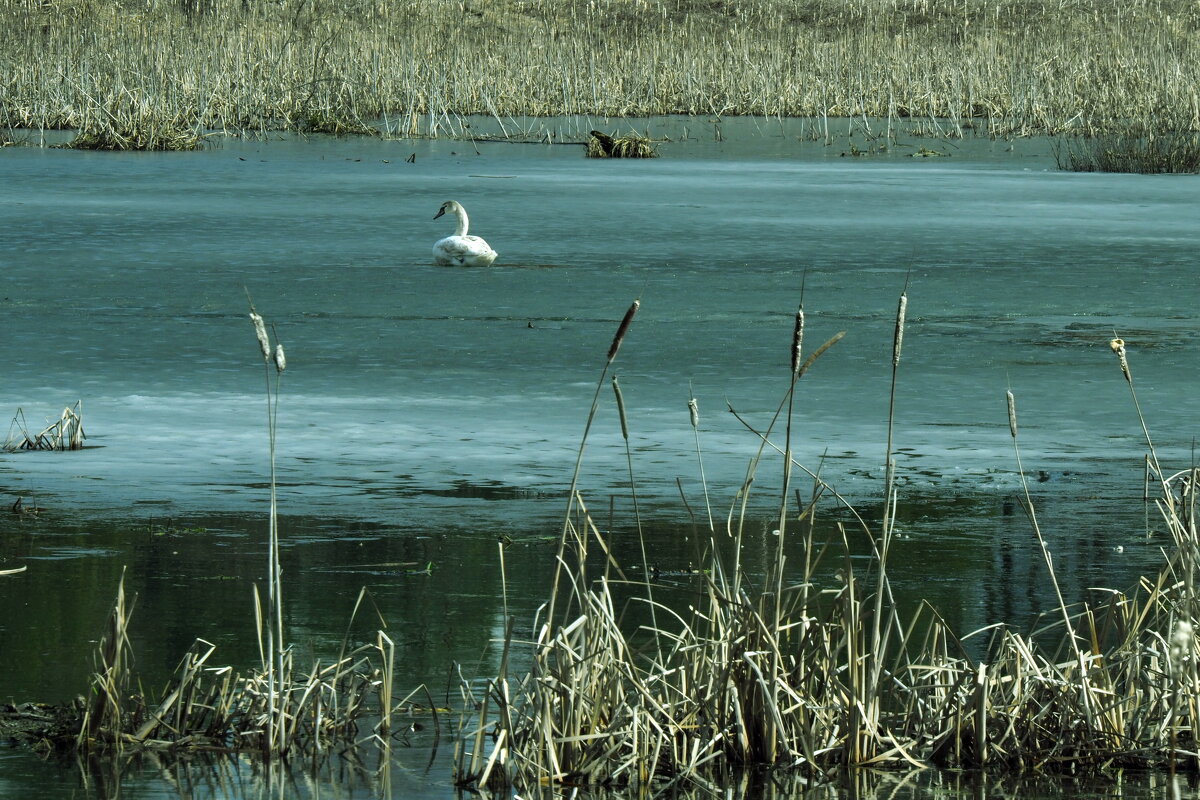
432;200;498;266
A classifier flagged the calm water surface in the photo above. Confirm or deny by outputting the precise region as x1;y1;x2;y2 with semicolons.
2;117;1199;797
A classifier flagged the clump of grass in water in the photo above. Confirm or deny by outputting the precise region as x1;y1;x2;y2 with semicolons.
587;130;657;158
1055;131;1200;174
67;298;426;757
60;92;203;151
3;402;85;451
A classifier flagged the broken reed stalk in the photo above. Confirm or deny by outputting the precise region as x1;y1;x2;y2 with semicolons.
80;569;133;750
3;402;85;451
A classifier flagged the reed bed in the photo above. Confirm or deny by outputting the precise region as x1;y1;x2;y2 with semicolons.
73;576;427;754
451;296;1200;792
2;0;1198;144
63;304;425;757
1055;132;1200;173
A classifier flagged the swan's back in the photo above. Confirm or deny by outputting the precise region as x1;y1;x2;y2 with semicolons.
433;235;498;267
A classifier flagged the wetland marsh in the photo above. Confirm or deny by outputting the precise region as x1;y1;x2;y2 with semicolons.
2;0;1199;146
2;121;1200;796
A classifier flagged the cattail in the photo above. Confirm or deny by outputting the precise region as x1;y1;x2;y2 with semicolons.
1110;337;1130;383
607;299;640;362
273;343;287;373
688;395;699;430
250;312;270;362
1006;390;1018;439
790;304;804;375
611;376;629;440
892;292;907;367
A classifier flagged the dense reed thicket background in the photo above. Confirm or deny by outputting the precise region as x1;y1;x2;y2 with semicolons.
2;0;1198;141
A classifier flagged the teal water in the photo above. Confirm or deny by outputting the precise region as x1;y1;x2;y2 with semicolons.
2;117;1199;797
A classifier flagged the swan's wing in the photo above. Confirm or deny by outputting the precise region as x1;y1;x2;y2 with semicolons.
434;235;497;265
461;235;495;253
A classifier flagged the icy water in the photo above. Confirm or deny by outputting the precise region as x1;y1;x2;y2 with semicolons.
2;116;1200;798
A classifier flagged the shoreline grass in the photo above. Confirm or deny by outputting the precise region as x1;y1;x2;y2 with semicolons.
1054;132;1200;174
2;0;1198;148
12;290;1200;792
450;296;1200;790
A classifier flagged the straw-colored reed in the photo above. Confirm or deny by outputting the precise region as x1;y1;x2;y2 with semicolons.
4;402;85;451
1;0;1197;145
451;294;1200;792
587;130;657;158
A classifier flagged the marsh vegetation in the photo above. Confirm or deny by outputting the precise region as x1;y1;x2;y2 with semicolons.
4;402;85;451
2;0;1198;149
34;293;1200;793
449;300;1200;790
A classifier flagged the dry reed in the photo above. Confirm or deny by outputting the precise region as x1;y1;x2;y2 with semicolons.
4;402;85;451
66;301;416;757
1055;132;1200;173
587;130;657;158
452;293;1200;792
2;0;1198;144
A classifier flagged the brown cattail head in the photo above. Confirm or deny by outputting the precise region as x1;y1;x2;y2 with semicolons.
892;293;908;367
1006;390;1018;439
611;376;629;440
790;305;805;375
1110;337;1131;383
607;299;640;362
273;343;287;373
250;312;271;362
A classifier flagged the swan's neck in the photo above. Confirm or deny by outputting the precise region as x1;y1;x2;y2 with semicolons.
452;205;469;237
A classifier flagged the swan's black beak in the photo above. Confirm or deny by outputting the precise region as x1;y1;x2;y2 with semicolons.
433;208;446;220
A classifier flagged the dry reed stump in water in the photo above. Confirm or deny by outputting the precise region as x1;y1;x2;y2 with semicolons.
587;130;657;158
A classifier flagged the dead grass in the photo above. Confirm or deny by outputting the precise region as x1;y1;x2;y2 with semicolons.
37;290;1200;785
1;0;1197;143
450;296;1200;791
1055;132;1200;173
4;402;85;451
587;130;657;158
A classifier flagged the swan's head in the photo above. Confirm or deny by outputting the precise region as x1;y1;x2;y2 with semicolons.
433;200;460;220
